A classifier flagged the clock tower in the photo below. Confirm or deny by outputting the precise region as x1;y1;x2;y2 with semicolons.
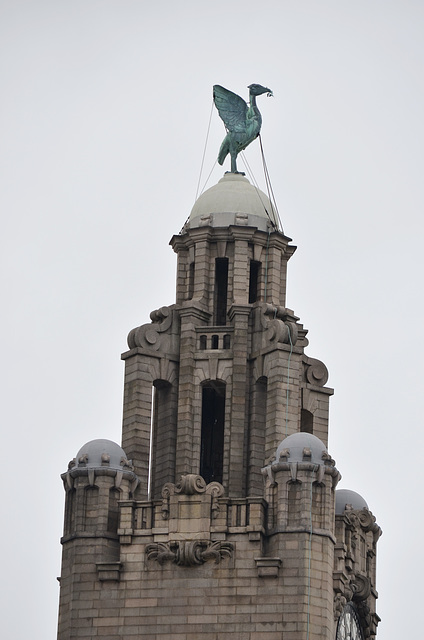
57;172;381;640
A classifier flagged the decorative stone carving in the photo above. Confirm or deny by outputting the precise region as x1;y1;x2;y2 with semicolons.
303;355;329;387
253;304;300;350
127;305;179;353
145;540;234;567
175;474;207;495
344;507;382;541
120;457;134;471
351;574;371;601
161;474;224;520
334;592;347;620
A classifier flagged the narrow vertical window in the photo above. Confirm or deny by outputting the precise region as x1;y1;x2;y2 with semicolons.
301;409;313;434
107;488;121;534
200;382;225;483
188;261;195;300
150;381;177;499
214;258;228;325
249;260;260;303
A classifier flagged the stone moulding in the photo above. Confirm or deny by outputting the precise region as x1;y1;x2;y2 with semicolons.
262;458;341;486
96;562;122;582
254;557;282;578
145;540;234;567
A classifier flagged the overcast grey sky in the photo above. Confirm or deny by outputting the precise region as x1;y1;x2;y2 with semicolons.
1;1;423;638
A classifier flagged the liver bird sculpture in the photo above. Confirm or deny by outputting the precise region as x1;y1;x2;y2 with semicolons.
213;84;273;174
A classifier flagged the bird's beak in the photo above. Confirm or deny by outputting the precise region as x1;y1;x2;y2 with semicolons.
266;89;273;97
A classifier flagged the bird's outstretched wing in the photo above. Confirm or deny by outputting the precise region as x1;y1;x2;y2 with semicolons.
213;85;248;133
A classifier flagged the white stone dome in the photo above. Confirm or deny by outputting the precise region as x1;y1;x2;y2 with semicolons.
76;439;129;471
276;432;328;465
335;489;368;514
189;173;279;231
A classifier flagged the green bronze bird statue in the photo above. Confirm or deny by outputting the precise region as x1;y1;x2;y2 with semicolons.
213;84;273;174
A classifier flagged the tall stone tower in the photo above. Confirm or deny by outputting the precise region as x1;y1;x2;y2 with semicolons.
57;173;381;640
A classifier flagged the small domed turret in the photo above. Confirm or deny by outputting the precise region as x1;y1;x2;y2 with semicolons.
75;439;133;471
275;432;329;465
335;489;368;514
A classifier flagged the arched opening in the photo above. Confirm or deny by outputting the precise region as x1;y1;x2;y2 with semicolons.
211;334;219;349
223;334;231;349
199;334;207;350
200;381;226;484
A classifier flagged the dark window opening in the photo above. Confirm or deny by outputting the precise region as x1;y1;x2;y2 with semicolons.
214;258;228;325
107;488;120;533
200;382;225;484
188;262;195;300
301;409;313;434
211;334;219;349
249;260;261;303
223;334;231;349
150;380;177;500
199;335;207;350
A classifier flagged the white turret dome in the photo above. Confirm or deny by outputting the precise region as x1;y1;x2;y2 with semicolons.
189;173;279;231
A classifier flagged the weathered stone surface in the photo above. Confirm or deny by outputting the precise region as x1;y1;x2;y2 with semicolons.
57;175;380;640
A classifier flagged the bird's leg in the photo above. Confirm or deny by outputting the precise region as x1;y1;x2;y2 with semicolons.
231;152;238;174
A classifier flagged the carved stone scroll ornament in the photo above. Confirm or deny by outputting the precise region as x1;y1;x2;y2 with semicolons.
161;474;224;520
175;474;207;495
303;355;329;387
127;305;178;352
344;507;382;541
145;540;234;567
350;574;371;602
259;304;299;346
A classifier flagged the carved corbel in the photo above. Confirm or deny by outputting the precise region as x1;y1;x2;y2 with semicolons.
255;304;299;348
161;482;175;520
127;305;178;353
145;540;234;567
206;481;224;518
334;592;348;620
351;574;371;602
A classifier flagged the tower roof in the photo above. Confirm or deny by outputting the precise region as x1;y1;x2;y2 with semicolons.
75;439;130;471
276;432;329;465
189;173;279;231
335;489;369;514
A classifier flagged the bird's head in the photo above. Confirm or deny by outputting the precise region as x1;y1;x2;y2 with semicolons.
248;84;273;97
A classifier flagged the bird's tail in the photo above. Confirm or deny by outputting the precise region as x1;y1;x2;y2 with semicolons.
218;137;229;166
